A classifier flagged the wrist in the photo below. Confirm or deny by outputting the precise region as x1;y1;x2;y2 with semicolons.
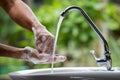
20;46;33;61
32;26;48;36
32;23;46;31
9;48;25;59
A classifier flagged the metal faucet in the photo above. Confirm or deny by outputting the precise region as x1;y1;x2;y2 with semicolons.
60;6;112;71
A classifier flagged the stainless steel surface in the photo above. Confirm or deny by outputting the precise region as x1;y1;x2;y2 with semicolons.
9;67;120;80
90;50;112;70
60;6;112;70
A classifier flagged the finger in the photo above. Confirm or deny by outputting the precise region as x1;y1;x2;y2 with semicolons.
41;56;66;64
42;35;51;52
36;36;47;53
37;43;46;53
32;55;66;64
43;36;54;54
37;35;50;53
41;55;66;64
52;55;67;63
36;36;43;53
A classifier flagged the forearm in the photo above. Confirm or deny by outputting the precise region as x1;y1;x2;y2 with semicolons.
0;43;23;59
0;0;45;31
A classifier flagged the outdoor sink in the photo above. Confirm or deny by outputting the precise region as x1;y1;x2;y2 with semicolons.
9;67;120;80
9;6;117;80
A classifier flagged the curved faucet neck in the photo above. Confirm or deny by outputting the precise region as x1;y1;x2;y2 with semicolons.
60;6;112;70
61;6;109;53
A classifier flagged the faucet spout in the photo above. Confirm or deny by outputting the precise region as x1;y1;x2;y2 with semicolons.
60;6;112;70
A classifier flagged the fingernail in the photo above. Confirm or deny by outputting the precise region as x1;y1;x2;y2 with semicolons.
56;56;66;62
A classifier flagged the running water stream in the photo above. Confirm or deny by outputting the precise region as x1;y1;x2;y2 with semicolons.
51;16;64;73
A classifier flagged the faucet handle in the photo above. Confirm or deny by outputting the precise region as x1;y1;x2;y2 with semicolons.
90;50;112;70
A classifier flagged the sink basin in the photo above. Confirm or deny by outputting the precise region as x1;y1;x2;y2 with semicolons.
9;67;120;80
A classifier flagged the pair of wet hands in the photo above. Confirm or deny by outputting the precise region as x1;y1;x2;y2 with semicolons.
21;27;66;64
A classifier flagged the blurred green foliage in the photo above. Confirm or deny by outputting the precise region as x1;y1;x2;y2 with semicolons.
0;0;120;76
35;0;120;48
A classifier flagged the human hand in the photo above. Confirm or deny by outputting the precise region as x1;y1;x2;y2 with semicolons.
21;46;66;64
32;27;54;54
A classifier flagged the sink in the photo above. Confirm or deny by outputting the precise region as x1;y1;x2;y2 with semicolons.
9;67;120;80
